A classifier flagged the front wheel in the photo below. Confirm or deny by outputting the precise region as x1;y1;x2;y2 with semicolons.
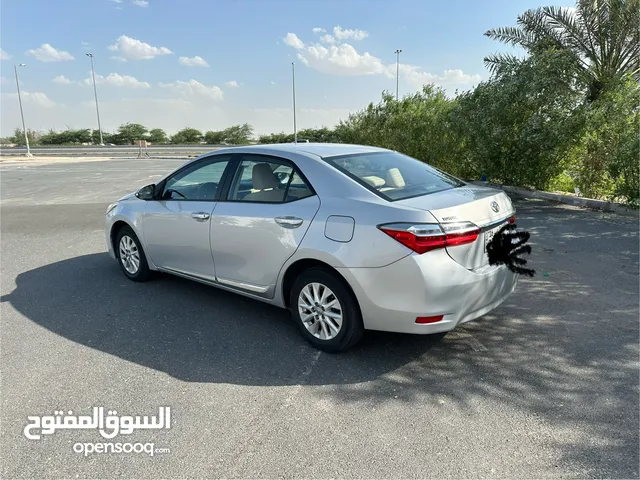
290;268;364;352
116;226;150;282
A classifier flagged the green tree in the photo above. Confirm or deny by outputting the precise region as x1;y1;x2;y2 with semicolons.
10;128;40;145
114;123;148;145
452;48;584;188
221;123;254;144
147;128;168;144
334;85;462;175
570;75;639;202
171;127;203;144
484;0;640;102
204;130;225;144
259;132;294;144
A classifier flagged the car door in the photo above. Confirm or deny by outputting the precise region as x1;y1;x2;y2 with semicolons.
143;155;233;281
210;154;320;297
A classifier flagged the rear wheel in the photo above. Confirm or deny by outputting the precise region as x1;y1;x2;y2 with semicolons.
116;226;150;282
290;268;364;352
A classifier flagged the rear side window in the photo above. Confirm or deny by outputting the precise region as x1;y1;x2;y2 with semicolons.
325;151;464;201
227;155;314;203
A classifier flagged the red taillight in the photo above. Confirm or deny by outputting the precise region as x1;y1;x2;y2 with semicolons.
379;222;480;254
416;315;444;324
380;228;446;254
508;215;516;224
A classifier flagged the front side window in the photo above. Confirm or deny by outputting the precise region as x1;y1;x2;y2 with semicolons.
325;151;464;201
162;156;230;201
228;156;314;203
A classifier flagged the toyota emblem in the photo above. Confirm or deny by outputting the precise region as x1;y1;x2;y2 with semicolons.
490;201;500;213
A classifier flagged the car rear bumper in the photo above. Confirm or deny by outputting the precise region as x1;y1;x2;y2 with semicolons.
338;250;517;334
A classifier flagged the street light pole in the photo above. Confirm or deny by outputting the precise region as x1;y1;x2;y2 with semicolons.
86;53;104;146
292;62;297;143
14;63;32;157
394;49;402;101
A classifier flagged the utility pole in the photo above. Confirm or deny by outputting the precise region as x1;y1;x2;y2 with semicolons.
394;49;402;101
86;53;104;145
292;62;298;143
14;63;32;157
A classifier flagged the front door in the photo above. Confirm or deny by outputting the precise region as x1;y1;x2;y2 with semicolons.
143;155;232;281
210;155;320;296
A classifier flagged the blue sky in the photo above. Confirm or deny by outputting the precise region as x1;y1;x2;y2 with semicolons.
1;0;557;137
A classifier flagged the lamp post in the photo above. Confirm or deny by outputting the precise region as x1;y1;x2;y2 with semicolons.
394;49;402;101
292;62;297;143
86;53;104;146
14;63;32;157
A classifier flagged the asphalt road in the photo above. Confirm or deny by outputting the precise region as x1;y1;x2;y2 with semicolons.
0;145;222;157
1;157;638;478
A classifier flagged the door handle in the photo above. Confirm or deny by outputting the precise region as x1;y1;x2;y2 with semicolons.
190;212;210;221
275;216;303;228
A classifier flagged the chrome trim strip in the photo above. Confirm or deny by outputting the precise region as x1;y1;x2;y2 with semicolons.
217;277;269;293
158;268;269;294
479;212;516;232
158;267;217;286
157;267;276;304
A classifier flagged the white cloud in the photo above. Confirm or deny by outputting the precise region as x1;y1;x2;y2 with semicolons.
312;27;326;34
225;80;238;87
178;56;209;67
133;0;149;6
270;80;276;85
333;26;368;41
284;31;481;90
83;72;150;88
0;49;10;60
320;34;335;44
109;0;123;3
298;42;388;76
81;41;91;50
108;35;172;61
396;65;482;89
160;79;223;101
283;33;305;50
1;91;56;108
52;75;72;85
0;76;10;85
26;44;74;62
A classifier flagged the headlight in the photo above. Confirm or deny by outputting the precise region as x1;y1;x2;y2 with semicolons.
106;203;118;215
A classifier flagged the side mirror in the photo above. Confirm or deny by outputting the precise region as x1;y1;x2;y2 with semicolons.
136;184;156;200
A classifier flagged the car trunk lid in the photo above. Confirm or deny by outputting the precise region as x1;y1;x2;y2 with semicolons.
396;185;515;269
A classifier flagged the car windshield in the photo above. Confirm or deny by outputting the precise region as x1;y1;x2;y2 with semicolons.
324;151;465;201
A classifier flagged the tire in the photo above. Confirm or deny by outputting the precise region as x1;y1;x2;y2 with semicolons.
115;225;150;282
290;267;364;352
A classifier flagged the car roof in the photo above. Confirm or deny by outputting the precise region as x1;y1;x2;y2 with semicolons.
214;143;391;159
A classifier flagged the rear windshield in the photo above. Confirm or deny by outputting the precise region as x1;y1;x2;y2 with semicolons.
324;151;465;201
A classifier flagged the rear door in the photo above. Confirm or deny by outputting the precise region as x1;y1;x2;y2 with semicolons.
209;154;320;297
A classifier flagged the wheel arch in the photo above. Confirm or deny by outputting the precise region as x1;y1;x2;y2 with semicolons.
110;220;132;254
281;258;360;312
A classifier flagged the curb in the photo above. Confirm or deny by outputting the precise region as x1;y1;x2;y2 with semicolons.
470;181;639;216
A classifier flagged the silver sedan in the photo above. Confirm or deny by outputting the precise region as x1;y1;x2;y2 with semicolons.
105;143;518;352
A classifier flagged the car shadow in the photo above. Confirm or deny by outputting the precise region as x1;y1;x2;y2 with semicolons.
1;252;444;385
2;198;639;477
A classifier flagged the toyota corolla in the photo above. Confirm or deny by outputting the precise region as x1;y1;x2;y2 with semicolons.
105;143;517;352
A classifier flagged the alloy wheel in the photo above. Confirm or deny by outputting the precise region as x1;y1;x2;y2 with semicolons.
119;235;140;275
298;282;343;340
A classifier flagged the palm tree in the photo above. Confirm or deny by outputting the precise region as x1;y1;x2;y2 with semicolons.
484;0;640;102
